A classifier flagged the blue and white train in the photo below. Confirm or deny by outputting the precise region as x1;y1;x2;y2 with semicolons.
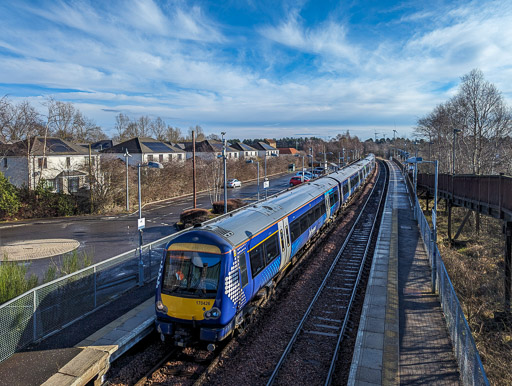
155;154;376;347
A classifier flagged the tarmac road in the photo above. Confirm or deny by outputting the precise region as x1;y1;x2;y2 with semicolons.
0;173;294;278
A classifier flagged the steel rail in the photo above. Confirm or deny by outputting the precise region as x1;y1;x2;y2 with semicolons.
325;161;389;385
266;163;386;386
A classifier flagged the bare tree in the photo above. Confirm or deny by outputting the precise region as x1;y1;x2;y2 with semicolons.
452;69;512;174
150;117;166;140
165;126;183;143
188;125;205;141
137;116;152;138
115;113;131;141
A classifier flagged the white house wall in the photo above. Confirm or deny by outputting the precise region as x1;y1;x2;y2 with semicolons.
0;157;29;187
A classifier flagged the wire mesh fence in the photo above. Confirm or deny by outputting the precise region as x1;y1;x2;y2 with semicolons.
413;191;489;385
0;232;177;363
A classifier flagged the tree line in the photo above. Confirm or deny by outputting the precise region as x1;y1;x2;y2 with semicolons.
414;69;512;175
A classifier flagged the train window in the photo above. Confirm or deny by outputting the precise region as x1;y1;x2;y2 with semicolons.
290;220;300;243
321;201;326;215
285;225;290;247
279;229;285;252
264;233;279;264
300;214;309;234
315;205;321;220
333;191;339;204
240;253;249;287
343;182;349;196
308;209;315;225
249;244;265;277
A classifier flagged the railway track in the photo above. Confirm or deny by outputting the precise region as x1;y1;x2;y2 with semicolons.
266;160;389;386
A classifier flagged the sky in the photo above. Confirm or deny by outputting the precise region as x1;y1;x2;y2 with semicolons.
1;0;511;141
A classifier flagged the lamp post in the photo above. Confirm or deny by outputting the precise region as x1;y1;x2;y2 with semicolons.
342;148;345;166
246;159;260;201
319;151;333;171
137;160;163;286
263;153;277;199
452;129;461;174
393;129;398;158
295;154;305;182
221;132;227;214
124;149;131;211
309;147;314;175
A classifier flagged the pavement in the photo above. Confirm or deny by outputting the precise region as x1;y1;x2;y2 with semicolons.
0;239;80;261
348;160;461;385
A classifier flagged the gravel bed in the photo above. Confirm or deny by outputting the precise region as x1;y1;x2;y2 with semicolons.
202;168;378;386
105;167;379;386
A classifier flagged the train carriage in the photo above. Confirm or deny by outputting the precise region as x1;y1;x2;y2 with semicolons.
155;154;375;348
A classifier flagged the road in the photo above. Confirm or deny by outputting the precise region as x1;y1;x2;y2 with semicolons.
0;173;295;277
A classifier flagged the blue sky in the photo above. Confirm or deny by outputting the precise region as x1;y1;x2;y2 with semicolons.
1;0;511;140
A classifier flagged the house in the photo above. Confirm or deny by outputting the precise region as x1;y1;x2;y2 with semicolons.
251;141;280;158
101;137;186;164
181;140;240;160
229;142;259;159
0;136;100;193
277;147;300;155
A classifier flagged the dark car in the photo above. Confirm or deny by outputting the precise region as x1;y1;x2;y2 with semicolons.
289;175;310;186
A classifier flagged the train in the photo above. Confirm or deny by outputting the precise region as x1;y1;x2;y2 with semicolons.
155;154;376;349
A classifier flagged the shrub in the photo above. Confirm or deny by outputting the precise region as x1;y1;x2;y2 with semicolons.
180;208;209;226
212;199;246;214
0;256;39;304
0;172;20;219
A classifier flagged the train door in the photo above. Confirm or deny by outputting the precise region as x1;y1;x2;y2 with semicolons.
325;192;331;218
237;251;252;312
277;218;291;270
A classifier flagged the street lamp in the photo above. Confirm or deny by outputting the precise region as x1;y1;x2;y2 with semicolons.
124;149;132;211
246;159;260;201
221;132;227;214
137;160;163;286
295;154;306;182
309;147;314;175
342;148;346;166
452;129;461;175
319;151;333;171
264;153;278;200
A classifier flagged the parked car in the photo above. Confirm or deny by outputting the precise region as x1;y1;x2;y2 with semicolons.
313;167;325;175
289;175;310;186
295;171;314;179
226;178;242;188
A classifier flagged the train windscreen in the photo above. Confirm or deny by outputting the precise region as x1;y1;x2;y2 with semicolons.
162;250;221;298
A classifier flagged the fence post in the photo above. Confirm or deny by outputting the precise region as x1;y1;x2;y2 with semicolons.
93;266;97;308
32;290;37;341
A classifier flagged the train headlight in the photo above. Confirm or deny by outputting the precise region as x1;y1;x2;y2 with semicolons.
204;307;221;319
156;301;168;313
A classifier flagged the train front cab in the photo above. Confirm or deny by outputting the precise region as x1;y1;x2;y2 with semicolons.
155;232;238;346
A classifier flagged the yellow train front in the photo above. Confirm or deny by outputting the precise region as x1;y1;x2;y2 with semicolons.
155;230;239;349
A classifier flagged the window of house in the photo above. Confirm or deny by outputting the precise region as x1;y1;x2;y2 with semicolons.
178;154;183;160
2;158;7;168
159;154;164;163
168;154;173;162
147;155;154;162
69;177;79;193
66;157;71;168
38;157;48;169
44;179;55;190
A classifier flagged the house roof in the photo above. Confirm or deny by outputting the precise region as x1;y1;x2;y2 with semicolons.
277;148;300;155
1;137;91;156
181;140;238;153
229;142;258;152
102;137;184;154
252;141;278;151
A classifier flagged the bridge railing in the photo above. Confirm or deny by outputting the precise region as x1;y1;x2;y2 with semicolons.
397;165;490;385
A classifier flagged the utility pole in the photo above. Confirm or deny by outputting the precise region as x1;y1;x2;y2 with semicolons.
221;132;227;214
192;130;197;208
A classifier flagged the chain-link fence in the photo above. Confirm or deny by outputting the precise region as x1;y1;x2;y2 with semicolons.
404;168;489;385
0;231;178;363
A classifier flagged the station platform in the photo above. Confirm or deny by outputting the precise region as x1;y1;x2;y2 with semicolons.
348;160;461;385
